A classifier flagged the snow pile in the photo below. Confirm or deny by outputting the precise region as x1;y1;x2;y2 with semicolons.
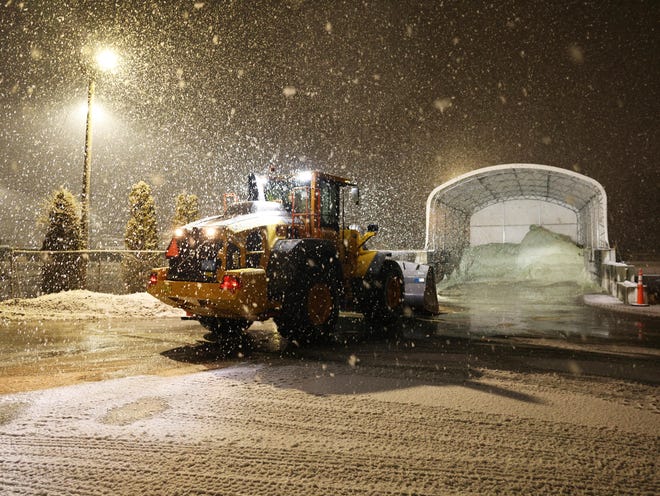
441;225;593;288
453;242;520;280
0;290;185;321
515;225;587;280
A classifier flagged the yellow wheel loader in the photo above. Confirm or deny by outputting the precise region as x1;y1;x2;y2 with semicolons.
147;170;438;344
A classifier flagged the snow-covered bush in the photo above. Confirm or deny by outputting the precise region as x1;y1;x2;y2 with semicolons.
122;181;160;293
39;188;84;294
171;193;199;229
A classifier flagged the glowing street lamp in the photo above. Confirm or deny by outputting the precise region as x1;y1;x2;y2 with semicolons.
95;49;119;73
80;47;118;255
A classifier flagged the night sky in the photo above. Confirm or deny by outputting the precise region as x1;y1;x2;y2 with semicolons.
0;1;657;258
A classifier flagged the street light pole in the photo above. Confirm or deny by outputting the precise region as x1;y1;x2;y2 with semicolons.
80;77;95;252
78;47;118;288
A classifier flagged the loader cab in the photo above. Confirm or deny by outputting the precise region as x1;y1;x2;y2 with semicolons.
249;170;358;243
290;171;356;240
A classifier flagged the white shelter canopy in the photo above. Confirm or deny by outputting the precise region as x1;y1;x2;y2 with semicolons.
424;164;609;259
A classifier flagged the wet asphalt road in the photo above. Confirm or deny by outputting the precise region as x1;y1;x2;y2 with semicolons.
430;281;660;346
1;282;658;393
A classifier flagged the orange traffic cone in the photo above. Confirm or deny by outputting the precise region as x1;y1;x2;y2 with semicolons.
633;268;649;306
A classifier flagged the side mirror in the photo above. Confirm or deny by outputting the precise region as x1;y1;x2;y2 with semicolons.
349;186;360;205
367;223;379;233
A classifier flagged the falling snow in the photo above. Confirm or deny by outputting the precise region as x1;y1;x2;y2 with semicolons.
0;1;657;256
0;2;659;493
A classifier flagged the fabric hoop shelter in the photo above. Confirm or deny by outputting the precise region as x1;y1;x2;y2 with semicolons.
424;164;609;268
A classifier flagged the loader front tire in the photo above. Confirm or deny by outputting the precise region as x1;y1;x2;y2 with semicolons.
275;266;340;345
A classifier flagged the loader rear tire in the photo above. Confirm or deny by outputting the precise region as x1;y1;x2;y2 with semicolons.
198;317;252;355
362;261;404;331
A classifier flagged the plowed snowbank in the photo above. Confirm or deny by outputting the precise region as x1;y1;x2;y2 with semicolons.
0;290;184;321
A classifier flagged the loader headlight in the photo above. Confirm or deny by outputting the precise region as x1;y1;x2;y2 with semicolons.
203;226;218;239
295;170;313;183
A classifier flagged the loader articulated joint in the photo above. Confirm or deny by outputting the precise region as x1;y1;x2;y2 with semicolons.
266;238;342;302
364;252;391;281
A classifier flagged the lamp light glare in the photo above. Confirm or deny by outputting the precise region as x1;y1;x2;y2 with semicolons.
295;170;313;183
96;49;119;72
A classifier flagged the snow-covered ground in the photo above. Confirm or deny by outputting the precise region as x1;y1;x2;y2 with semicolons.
1;358;658;495
0;282;658;494
0;290;185;321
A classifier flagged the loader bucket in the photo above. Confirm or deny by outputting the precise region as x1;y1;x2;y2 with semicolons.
396;261;440;314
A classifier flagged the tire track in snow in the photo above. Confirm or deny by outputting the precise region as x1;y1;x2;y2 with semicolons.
0;363;658;495
1;434;656;495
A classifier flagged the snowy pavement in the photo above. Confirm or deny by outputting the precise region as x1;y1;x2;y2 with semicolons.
1;360;658;495
0;290;658;494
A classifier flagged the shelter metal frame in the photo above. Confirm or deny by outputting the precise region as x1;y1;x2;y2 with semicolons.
424;164;609;261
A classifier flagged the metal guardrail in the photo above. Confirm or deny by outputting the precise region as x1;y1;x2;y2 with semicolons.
0;247;165;300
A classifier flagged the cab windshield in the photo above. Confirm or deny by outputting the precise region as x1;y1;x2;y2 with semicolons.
262;177;309;211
